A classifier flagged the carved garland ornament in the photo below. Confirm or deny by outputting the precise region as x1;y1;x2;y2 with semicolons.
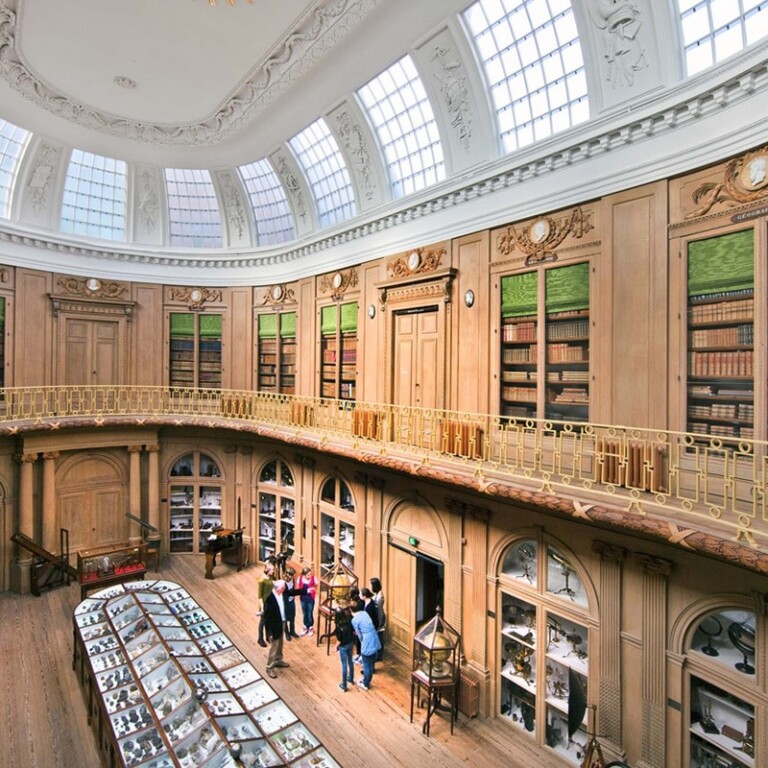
387;247;445;279
57;277;127;300
258;284;296;305
319;268;358;300
167;287;222;309
686;145;768;219
496;207;594;266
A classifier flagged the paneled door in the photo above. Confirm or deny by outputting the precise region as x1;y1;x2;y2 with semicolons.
392;306;442;410
64;318;120;385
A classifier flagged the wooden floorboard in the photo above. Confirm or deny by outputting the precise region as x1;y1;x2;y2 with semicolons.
0;556;553;768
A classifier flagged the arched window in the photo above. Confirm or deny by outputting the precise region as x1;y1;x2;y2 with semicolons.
319;476;356;575
168;452;222;554
498;535;592;766
685;606;759;766
257;459;295;564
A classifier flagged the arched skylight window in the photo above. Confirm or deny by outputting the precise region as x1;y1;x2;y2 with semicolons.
678;0;768;76
165;168;223;248
463;0;589;154
288;118;356;228
0;119;30;220
238;158;295;246
60;149;127;242
357;55;445;199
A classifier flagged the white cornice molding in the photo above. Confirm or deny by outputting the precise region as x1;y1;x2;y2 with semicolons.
0;57;767;285
0;0;380;146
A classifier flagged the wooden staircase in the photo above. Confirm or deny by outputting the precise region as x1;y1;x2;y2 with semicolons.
10;530;76;595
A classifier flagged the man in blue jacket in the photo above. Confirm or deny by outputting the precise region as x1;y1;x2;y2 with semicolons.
350;600;381;690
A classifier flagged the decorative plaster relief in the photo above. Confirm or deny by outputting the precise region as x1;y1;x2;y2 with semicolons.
387;247;445;279
335;109;376;201
274;153;307;223
26;142;59;213
431;44;472;150
319;267;358;299
0;0;381;146
257;283;296;305
137;170;160;237
588;0;649;88
56;276;127;300
216;170;247;241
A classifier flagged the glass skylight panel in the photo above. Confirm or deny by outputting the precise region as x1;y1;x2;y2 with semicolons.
60;149;127;241
464;0;589;154
238;159;295;246
678;0;768;76
165;168;223;248
288;118;356;228
0;119;30;219
357;55;445;199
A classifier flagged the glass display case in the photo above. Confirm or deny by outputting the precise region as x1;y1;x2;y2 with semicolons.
73;579;341;768
257;460;295;565
77;543;148;600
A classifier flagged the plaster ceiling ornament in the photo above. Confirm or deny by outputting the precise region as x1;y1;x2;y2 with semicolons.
687;145;768;218
496;207;594;266
275;154;306;222
387;247;445;278
432;44;472;150
319;267;357;298
168;286;222;308
0;0;381;146
589;0;648;88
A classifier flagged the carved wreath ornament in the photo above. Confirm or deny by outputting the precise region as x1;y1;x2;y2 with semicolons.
496;207;593;265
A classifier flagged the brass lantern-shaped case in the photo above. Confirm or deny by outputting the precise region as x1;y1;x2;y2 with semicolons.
319;560;358;611
412;607;460;682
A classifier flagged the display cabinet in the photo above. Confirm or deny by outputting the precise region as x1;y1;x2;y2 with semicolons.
77;543;148;600
319;513;355;574
500;594;537;732
256;459;295;565
690;677;755;767
319;302;357;401
686;230;755;440
73;579;341;768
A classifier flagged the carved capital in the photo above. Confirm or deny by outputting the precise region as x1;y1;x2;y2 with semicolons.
42;451;60;461
634;552;673;576
593;540;627;563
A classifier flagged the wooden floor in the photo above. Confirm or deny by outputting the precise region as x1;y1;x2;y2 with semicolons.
0;556;553;768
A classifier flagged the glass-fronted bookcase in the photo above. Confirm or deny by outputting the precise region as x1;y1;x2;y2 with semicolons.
686;229;754;441
256;311;297;394
169;312;222;389
500;263;590;422
319;302;358;401
257;459;295;564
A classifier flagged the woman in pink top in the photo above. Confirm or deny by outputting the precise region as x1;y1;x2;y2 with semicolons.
297;565;318;635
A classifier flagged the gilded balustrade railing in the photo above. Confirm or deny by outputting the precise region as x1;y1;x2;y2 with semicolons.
1;386;765;554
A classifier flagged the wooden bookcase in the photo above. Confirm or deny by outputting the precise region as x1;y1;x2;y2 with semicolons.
256;311;297;394
169;312;222;389
686;230;754;440
500;264;590;422
319;302;358;401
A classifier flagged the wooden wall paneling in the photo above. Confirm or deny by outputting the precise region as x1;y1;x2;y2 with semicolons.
359;261;384;404
604;182;668;430
132;284;164;386
226;287;252;391
297;278;316;397
15;269;52;386
453;231;490;416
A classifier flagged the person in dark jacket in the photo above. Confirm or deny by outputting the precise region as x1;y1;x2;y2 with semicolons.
333;608;355;691
262;579;305;678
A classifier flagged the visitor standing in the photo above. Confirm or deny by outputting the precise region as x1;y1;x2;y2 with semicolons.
256;562;275;648
333;607;355;691
350;601;381;690
370;577;386;662
297;565;318;636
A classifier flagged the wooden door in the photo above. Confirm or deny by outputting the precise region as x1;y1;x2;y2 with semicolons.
392;307;441;409
64;319;119;385
386;544;415;650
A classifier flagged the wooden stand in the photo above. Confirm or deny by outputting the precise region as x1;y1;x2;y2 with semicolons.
410;669;459;736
